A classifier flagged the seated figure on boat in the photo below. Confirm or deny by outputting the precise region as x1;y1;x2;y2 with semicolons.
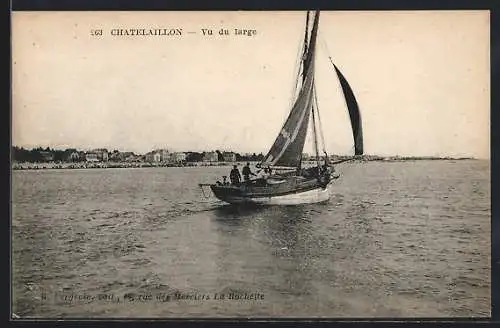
300;166;320;178
256;167;271;181
321;163;331;175
229;165;241;185
216;175;229;186
242;162;256;181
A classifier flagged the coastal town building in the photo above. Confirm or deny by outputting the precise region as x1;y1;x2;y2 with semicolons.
160;149;171;162
222;152;236;162
109;151;121;162
85;149;108;162
94;149;109;161
121;152;136;162
78;151;86;161
127;155;140;162
85;153;99;162
203;151;218;162
145;151;155;162
171;152;187;163
145;149;173;163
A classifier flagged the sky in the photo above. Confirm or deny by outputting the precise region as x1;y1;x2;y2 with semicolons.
12;11;490;158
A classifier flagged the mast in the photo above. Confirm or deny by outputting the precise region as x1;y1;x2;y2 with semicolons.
303;10;320;77
302;12;310;84
298;11;311;171
304;11;321;172
308;11;321;172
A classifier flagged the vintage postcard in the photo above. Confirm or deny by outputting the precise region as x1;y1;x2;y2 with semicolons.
11;10;490;318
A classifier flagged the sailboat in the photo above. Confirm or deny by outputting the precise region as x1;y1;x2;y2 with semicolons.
199;11;363;205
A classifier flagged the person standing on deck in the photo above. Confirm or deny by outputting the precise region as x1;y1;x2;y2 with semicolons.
229;165;241;185
242;162;256;181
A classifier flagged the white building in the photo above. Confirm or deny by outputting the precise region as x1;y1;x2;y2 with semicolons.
172;152;186;163
222;152;236;162
160;149;171;162
90;148;109;161
203;151;218;162
85;153;99;162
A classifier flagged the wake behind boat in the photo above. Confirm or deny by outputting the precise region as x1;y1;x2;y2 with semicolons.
200;11;363;205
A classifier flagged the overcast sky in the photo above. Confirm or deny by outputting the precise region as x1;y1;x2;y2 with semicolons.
12;11;490;158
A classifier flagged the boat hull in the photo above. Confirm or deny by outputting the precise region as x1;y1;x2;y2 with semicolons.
209;175;333;205
213;185;331;205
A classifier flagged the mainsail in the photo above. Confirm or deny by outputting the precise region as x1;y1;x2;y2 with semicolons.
261;11;320;168
332;64;364;155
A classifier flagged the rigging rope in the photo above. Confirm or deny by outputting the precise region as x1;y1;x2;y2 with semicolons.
310;87;321;170
313;83;327;155
319;33;340;74
288;34;306;109
319;33;333;64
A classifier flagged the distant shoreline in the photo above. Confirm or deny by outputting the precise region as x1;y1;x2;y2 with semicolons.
11;161;240;171
11;157;479;171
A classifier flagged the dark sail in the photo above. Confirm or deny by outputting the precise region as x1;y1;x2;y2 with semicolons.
333;64;364;155
261;11;320;168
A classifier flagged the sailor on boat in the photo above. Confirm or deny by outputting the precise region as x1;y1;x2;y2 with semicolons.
229;165;241;185
242;162;256;182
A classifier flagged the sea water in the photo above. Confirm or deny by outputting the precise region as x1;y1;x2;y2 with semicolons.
11;160;490;317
